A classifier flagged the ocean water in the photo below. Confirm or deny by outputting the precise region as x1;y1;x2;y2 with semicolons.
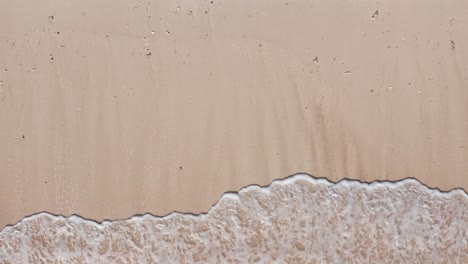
0;174;467;263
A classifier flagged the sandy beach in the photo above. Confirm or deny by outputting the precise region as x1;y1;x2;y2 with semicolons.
1;0;468;233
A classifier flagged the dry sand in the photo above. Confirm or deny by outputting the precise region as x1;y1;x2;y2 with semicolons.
1;0;468;230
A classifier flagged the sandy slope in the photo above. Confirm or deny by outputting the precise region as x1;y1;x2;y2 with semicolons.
0;0;467;228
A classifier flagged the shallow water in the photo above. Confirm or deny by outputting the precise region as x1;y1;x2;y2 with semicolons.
1;174;466;263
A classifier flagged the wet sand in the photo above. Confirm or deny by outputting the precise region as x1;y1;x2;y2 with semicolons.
1;0;468;230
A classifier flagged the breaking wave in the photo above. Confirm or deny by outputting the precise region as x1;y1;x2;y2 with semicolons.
1;174;467;263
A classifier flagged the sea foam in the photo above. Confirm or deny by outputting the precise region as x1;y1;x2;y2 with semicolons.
0;174;467;263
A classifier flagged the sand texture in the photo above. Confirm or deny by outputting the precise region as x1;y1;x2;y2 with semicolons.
1;175;467;263
1;0;468;230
